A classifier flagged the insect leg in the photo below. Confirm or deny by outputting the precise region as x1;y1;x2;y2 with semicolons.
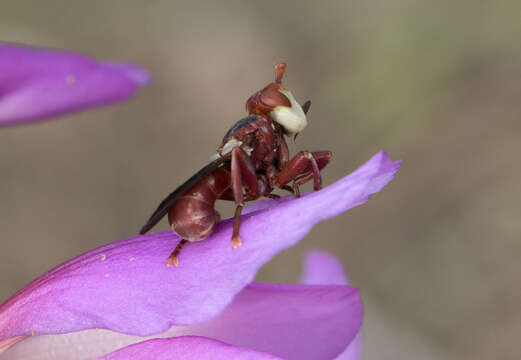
232;204;243;248
290;172;315;198
231;147;258;201
230;147;258;248
277;136;290;170
276;150;332;197
166;239;188;267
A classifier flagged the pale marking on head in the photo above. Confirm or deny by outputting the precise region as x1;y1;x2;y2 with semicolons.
269;88;307;134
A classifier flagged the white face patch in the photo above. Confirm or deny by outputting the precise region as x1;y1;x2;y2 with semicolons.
269;88;307;134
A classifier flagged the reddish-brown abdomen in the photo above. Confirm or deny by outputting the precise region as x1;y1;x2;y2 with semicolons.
168;168;231;242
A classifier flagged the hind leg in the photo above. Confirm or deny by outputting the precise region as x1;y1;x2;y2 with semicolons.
166;239;188;267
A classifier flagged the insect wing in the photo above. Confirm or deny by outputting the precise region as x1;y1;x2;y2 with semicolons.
139;155;230;234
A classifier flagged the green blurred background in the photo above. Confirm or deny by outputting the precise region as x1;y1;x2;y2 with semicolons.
1;1;520;359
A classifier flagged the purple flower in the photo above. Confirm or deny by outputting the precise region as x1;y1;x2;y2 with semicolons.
0;43;149;127
0;151;400;359
100;251;360;360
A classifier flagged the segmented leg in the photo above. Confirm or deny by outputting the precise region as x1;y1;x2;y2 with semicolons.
292;171;315;198
232;204;243;248
230;147;259;248
166;239;188;267
276;150;332;197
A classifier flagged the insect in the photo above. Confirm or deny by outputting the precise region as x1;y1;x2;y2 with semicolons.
140;63;331;266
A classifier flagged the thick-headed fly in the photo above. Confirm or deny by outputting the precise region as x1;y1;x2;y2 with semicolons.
140;63;331;266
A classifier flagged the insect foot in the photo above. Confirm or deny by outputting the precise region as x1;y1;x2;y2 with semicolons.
232;236;242;248
166;256;180;267
166;239;188;267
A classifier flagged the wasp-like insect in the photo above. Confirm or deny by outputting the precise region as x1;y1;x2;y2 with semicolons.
140;63;331;266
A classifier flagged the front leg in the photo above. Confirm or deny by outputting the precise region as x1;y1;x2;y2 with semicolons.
276;150;332;197
230;147;259;248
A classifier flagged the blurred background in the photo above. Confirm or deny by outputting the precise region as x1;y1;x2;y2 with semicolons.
1;1;520;359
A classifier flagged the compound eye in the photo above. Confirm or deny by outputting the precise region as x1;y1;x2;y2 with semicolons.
260;84;291;109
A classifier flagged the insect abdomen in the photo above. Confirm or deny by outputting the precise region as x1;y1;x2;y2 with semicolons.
168;168;231;242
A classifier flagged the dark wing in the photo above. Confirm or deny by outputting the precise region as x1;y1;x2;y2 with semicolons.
223;115;258;140
139;154;230;235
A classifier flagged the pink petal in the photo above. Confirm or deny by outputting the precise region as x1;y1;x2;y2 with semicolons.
301;250;363;360
0;151;399;339
0;42;149;127
100;336;282;360
1;283;361;360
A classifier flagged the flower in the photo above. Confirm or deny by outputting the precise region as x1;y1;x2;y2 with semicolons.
0;42;149;127
0;151;400;359
100;250;360;360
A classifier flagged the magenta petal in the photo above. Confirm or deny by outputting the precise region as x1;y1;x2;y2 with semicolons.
172;283;362;360
0;43;149;127
301;250;362;360
1;283;361;360
0;151;399;339
100;336;281;360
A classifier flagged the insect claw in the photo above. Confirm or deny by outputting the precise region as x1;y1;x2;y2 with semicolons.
231;205;243;248
166;239;187;267
232;236;242;248
166;255;180;267
293;184;301;198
